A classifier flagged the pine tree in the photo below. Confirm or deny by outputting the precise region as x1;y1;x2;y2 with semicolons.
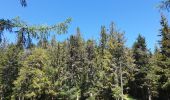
48;38;69;99
12;48;55;100
66;27;86;100
129;34;151;100
82;39;97;99
108;23;127;100
0;44;21;99
95;25;113;99
156;15;170;100
145;47;160;100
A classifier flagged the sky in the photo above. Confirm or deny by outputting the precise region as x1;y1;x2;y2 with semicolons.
0;0;170;51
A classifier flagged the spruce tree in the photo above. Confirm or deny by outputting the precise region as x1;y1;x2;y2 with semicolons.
13;48;55;100
108;23;127;100
0;44;21;99
130;34;150;100
48;38;69;99
156;15;170;100
66;27;86;99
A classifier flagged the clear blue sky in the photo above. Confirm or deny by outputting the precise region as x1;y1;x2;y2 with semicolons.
0;0;170;51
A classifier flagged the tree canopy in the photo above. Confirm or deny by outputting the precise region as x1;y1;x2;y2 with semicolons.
0;0;170;100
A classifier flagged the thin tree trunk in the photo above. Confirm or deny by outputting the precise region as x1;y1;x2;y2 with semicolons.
120;62;123;100
149;94;152;100
76;94;79;100
148;87;152;100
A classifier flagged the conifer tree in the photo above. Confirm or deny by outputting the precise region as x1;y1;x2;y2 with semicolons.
108;23;127;100
0;44;21;99
145;48;160;100
95;26;113;99
156;15;170;100
48;38;69;99
130;34;151;100
66;27;86;99
13;48;55;100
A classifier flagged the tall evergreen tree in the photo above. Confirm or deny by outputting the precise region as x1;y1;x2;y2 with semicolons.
108;23;128;100
66;27;86;100
95;25;113;99
156;15;170;100
48;38;69;99
84;39;97;99
129;34;151;100
13;48;55;100
0;44;21;100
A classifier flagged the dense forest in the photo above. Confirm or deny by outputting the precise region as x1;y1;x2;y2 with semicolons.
0;0;170;100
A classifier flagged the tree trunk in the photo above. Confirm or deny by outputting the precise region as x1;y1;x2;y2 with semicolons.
120;62;123;100
148;88;152;100
149;94;152;100
76;94;79;100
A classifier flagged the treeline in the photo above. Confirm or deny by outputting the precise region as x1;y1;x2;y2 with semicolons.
0;14;170;100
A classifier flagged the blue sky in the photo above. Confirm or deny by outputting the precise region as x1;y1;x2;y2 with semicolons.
0;0;170;51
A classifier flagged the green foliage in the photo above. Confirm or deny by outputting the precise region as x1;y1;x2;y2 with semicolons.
0;17;71;48
155;15;170;100
13;17;72;35
129;34;153;100
13;48;55;99
0;44;21;100
0;16;170;100
0;19;13;42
